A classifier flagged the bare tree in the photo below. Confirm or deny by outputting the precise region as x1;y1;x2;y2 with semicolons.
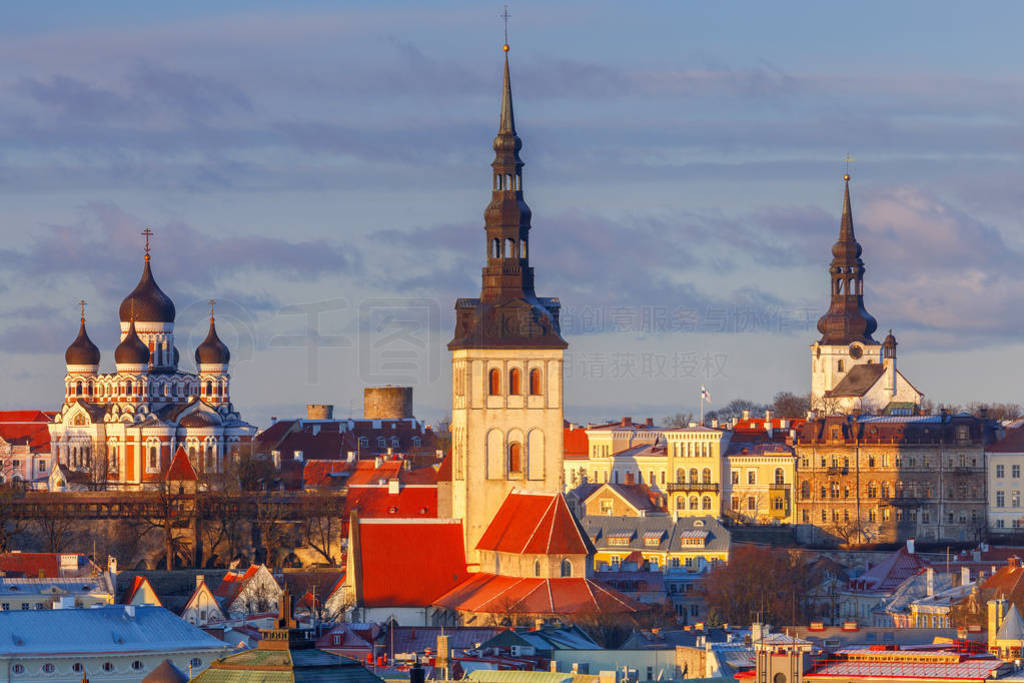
34;503;77;553
772;391;811;418
255;496;294;568
300;492;344;565
664;412;696;429
136;481;195;570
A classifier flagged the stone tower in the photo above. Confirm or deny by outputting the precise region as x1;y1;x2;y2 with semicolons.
447;46;568;559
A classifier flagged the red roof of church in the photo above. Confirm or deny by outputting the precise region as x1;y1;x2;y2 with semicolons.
476;491;594;555
356;520;467;607
165;446;198;482
434;574;641;615
346;486;437;519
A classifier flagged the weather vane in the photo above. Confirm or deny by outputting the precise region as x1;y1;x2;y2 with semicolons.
843;153;854;181
502;5;510;50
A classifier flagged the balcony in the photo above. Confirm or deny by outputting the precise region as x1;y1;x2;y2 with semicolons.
667;482;720;493
769;483;789;491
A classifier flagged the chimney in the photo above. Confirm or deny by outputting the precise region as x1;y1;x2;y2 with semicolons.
645;418;653;427
534;618;544;631
926;567;935;597
196;574;205;588
711;418;719;429
270;416;277;425
388;479;400;495
124;605;136;619
374;456;382;468
387;447;394;456
622;417;632;427
973;549;982;562
294;450;304;463
961;566;971;587
906;538;915;555
1010;556;1022;570
765;409;772;421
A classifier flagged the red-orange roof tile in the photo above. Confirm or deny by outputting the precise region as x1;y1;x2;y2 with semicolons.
214;564;262;605
164;446;198;482
434;573;641;615
0;552;61;578
563;425;589;459
303;460;353;488
356;520;467;607
346;486;437;519
476;491;593;556
0;410;54;451
989;427;1024;453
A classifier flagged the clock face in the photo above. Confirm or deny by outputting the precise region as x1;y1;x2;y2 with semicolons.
849;344;863;359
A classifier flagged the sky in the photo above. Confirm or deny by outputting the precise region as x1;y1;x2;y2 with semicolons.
1;1;1024;427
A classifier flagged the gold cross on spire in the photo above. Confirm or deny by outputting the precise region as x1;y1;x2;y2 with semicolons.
141;228;154;258
502;5;510;50
209;299;216;321
843;152;854;181
78;299;87;322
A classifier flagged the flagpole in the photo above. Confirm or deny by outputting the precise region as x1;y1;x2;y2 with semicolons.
700;389;704;426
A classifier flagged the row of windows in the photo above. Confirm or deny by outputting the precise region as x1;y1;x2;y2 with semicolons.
800;453;978;469
731;496;787;512
731;468;786;485
488;368;543;396
675;495;714;510
995;491;1024;508
996;464;1023;478
71;379;223;399
9;659;202;676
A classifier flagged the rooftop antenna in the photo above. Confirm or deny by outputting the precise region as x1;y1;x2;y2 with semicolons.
502;5;511;50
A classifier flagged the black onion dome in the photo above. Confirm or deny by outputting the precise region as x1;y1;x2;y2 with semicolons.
119;258;176;324
65;319;101;366
195;318;230;365
173;346;180;366
115;320;150;365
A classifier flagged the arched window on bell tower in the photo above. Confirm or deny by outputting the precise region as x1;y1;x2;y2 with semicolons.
509;368;521;395
489;368;501;396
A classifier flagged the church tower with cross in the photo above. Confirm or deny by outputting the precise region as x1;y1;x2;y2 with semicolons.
49;231;254;490
445;41;568;558
810;173;923;413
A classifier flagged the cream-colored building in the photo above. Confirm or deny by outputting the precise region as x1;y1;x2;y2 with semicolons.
0;575;114;611
987;427;1024;533
725;443;796;524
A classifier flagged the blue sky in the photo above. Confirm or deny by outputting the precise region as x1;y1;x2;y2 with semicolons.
1;1;1023;426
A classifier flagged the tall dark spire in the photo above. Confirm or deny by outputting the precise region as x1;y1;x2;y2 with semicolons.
448;46;566;350
816;174;878;345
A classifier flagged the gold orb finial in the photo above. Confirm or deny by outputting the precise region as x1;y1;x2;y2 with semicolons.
503;43;509;52
843;173;850;182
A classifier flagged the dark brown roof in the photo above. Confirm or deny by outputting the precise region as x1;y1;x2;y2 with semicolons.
825;363;885;398
194;317;230;365
119;255;176;324
65;318;101;366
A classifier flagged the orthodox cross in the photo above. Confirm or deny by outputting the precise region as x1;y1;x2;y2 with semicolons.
209;299;216;320
141;228;154;255
79;299;87;322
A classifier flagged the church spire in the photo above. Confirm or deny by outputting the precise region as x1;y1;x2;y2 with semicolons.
816;173;878;345
480;44;534;304
448;44;565;351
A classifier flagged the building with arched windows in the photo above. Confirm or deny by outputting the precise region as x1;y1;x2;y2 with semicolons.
47;241;255;490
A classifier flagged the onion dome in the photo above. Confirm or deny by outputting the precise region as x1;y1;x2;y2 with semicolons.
115;319;150;366
173;346;180;366
195;317;230;366
65;316;101;367
119;255;175;324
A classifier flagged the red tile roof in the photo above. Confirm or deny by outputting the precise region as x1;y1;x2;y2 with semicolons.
347;460;437;486
0;552;63;578
852;547;930;593
356;520;467;607
122;575;162;606
989;427;1024;453
346;486;437;520
476;491;594;556
0;410;55;451
436;453;452;482
563;425;589;460
303;460;353;488
434;574;642;615
165;446;198;482
214;564;263;605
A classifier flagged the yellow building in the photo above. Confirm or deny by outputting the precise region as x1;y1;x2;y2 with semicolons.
725;442;797;523
664;427;728;519
583;516;730;574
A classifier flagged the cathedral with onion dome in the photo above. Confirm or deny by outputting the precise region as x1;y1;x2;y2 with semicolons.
48;233;255;490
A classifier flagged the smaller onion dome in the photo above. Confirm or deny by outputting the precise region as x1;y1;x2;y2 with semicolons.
195;317;230;366
883;329;897;358
65;317;101;367
115;319;150;366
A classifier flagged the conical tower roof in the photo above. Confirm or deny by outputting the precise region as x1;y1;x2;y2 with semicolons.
115;319;150;366
119;253;175;324
195;312;230;366
65;311;101;367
